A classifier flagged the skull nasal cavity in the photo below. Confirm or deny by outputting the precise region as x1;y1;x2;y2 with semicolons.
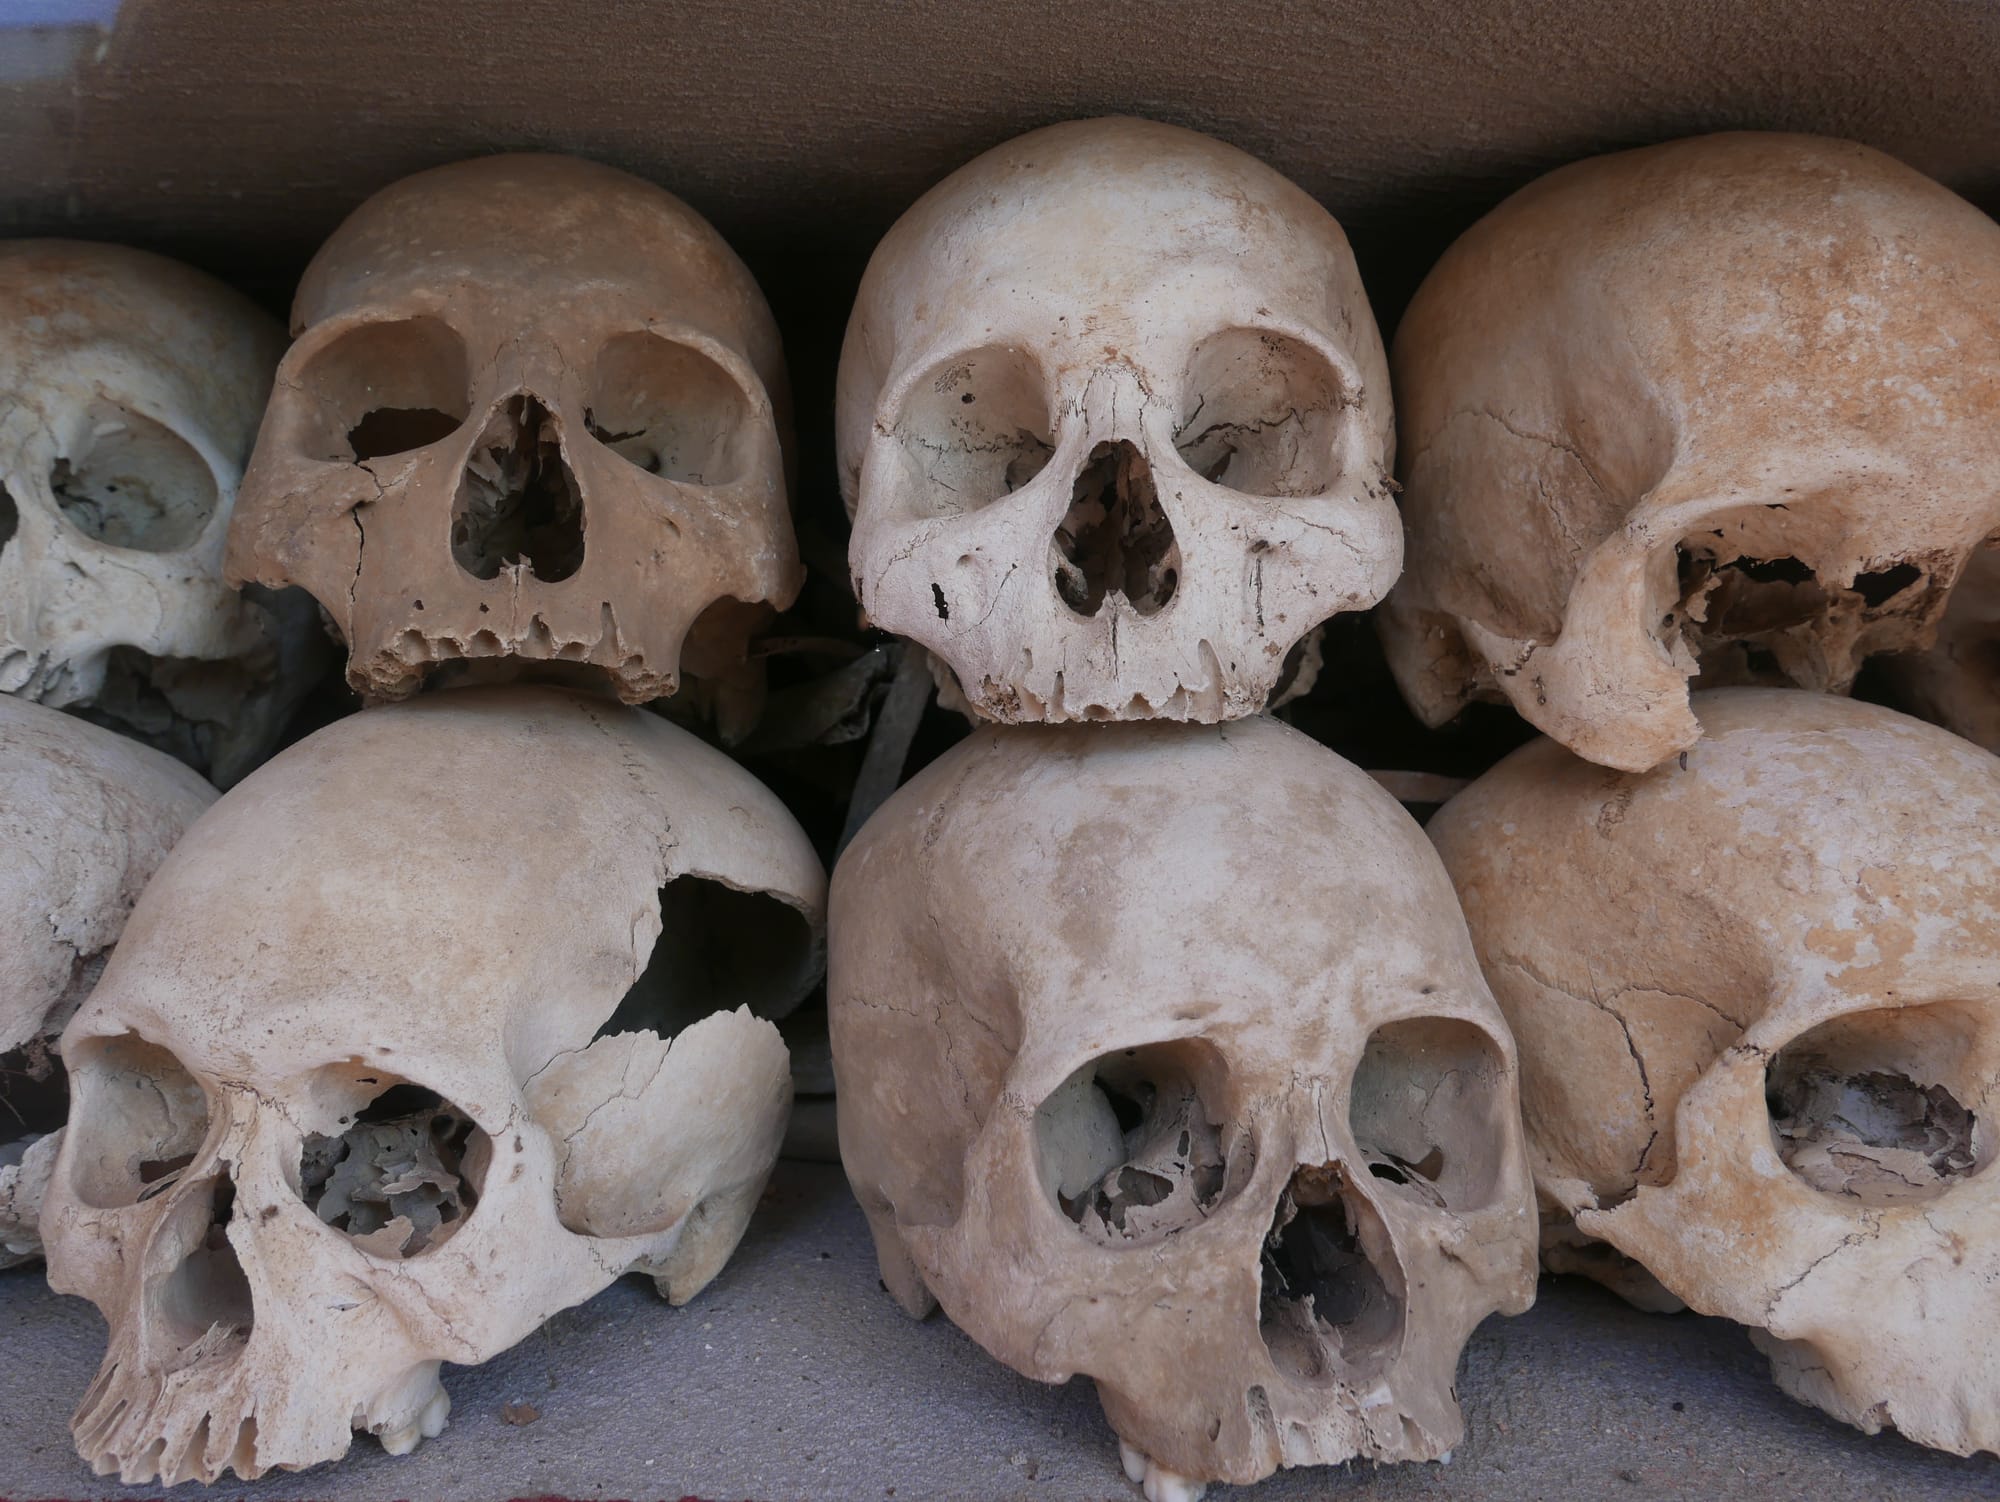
452;393;586;583
159;1175;255;1344
1051;439;1180;617
1259;1164;1405;1384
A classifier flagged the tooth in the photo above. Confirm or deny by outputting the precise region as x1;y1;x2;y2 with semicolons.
418;1385;452;1439
376;1379;451;1455
1116;1438;1207;1502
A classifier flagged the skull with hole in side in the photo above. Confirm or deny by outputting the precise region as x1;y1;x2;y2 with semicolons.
0;241;319;786
836;117;1399;723
40;686;825;1484
227;155;801;728
831;717;1535;1498
1381;132;2000;773
0;695;215;1266
1430;688;2000;1454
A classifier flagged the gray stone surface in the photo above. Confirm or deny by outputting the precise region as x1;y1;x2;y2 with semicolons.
3;1161;1996;1501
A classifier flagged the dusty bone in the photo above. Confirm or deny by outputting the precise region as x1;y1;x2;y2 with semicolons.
227;154;802;723
0;695;213;1266
1431;687;2000;1453
830;714;1535;1493
0;240;318;785
1381;133;2000;772
40;685;825;1484
838;117;1399;724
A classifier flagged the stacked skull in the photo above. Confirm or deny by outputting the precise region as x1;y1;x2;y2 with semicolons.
829;117;1540;1501
32;155;830;1484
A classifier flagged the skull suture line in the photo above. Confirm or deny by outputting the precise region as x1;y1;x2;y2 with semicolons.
0;241;319;787
831;716;1535;1500
1381;133;2000;772
1431;689;2000;1454
40;686;826;1484
228;154;801;729
0;696;214;1266
837;117;1399;724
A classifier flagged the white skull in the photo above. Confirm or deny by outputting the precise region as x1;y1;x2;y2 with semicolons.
0;695;214;1265
1430;688;2000;1454
1880;539;2000;753
41;685;826;1484
228;154;802;731
837;117;1398;724
0;240;317;787
831;715;1535;1499
1381;133;2000;772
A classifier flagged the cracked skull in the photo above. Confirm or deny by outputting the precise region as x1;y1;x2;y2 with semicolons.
40;685;826;1484
0;240;319;786
831;716;1535;1497
227;154;801;727
1430;688;2000;1454
836;117;1398;724
0;695;214;1266
1381;133;2000;772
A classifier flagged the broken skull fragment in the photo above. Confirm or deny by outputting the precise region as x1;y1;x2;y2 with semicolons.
1382;132;2000;772
1433;688;2000;1456
227;153;803;728
831;717;1537;1499
40;686;826;1484
0;696;215;1268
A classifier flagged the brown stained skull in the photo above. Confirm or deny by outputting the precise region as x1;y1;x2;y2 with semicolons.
40;686;826;1484
0;697;214;1265
837;118;1399;724
1430;689;2000;1454
227;155;801;725
1381;133;2000;773
831;717;1535;1499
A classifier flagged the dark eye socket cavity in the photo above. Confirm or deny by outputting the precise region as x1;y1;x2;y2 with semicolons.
292;316;472;464
1175;328;1345;498
586;332;757;486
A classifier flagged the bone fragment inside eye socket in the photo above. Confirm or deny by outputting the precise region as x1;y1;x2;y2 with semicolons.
298;1082;484;1259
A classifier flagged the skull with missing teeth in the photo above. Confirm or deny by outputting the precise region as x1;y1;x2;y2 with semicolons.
0;240;314;786
1381;132;2000;772
837;117;1399;723
831;717;1535;1498
1431;689;2000;1455
40;687;825;1484
1;696;215;1266
228;154;801;716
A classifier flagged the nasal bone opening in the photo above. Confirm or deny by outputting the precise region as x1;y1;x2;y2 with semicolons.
1258;1162;1405;1384
451;392;586;583
158;1173;255;1346
1050;439;1180;617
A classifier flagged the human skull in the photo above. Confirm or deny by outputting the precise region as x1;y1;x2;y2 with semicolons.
41;685;825;1483
1430;688;2000;1453
227;154;801;725
831;716;1535;1498
0;695;213;1266
836;117;1398;724
0;240;318;787
1381;133;2000;772
1878;538;2000;753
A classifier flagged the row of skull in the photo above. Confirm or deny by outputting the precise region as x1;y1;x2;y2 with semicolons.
0;113;1996;1495
2;120;1996;775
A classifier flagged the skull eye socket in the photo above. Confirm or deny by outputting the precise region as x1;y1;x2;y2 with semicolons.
1348;1016;1513;1213
586;332;758;486
889;346;1055;519
298;1072;488;1260
292;316;471;463
1766;1003;1988;1208
1175;329;1345;498
1033;1039;1240;1247
63;1033;211;1210
50;400;218;552
594;875;822;1039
